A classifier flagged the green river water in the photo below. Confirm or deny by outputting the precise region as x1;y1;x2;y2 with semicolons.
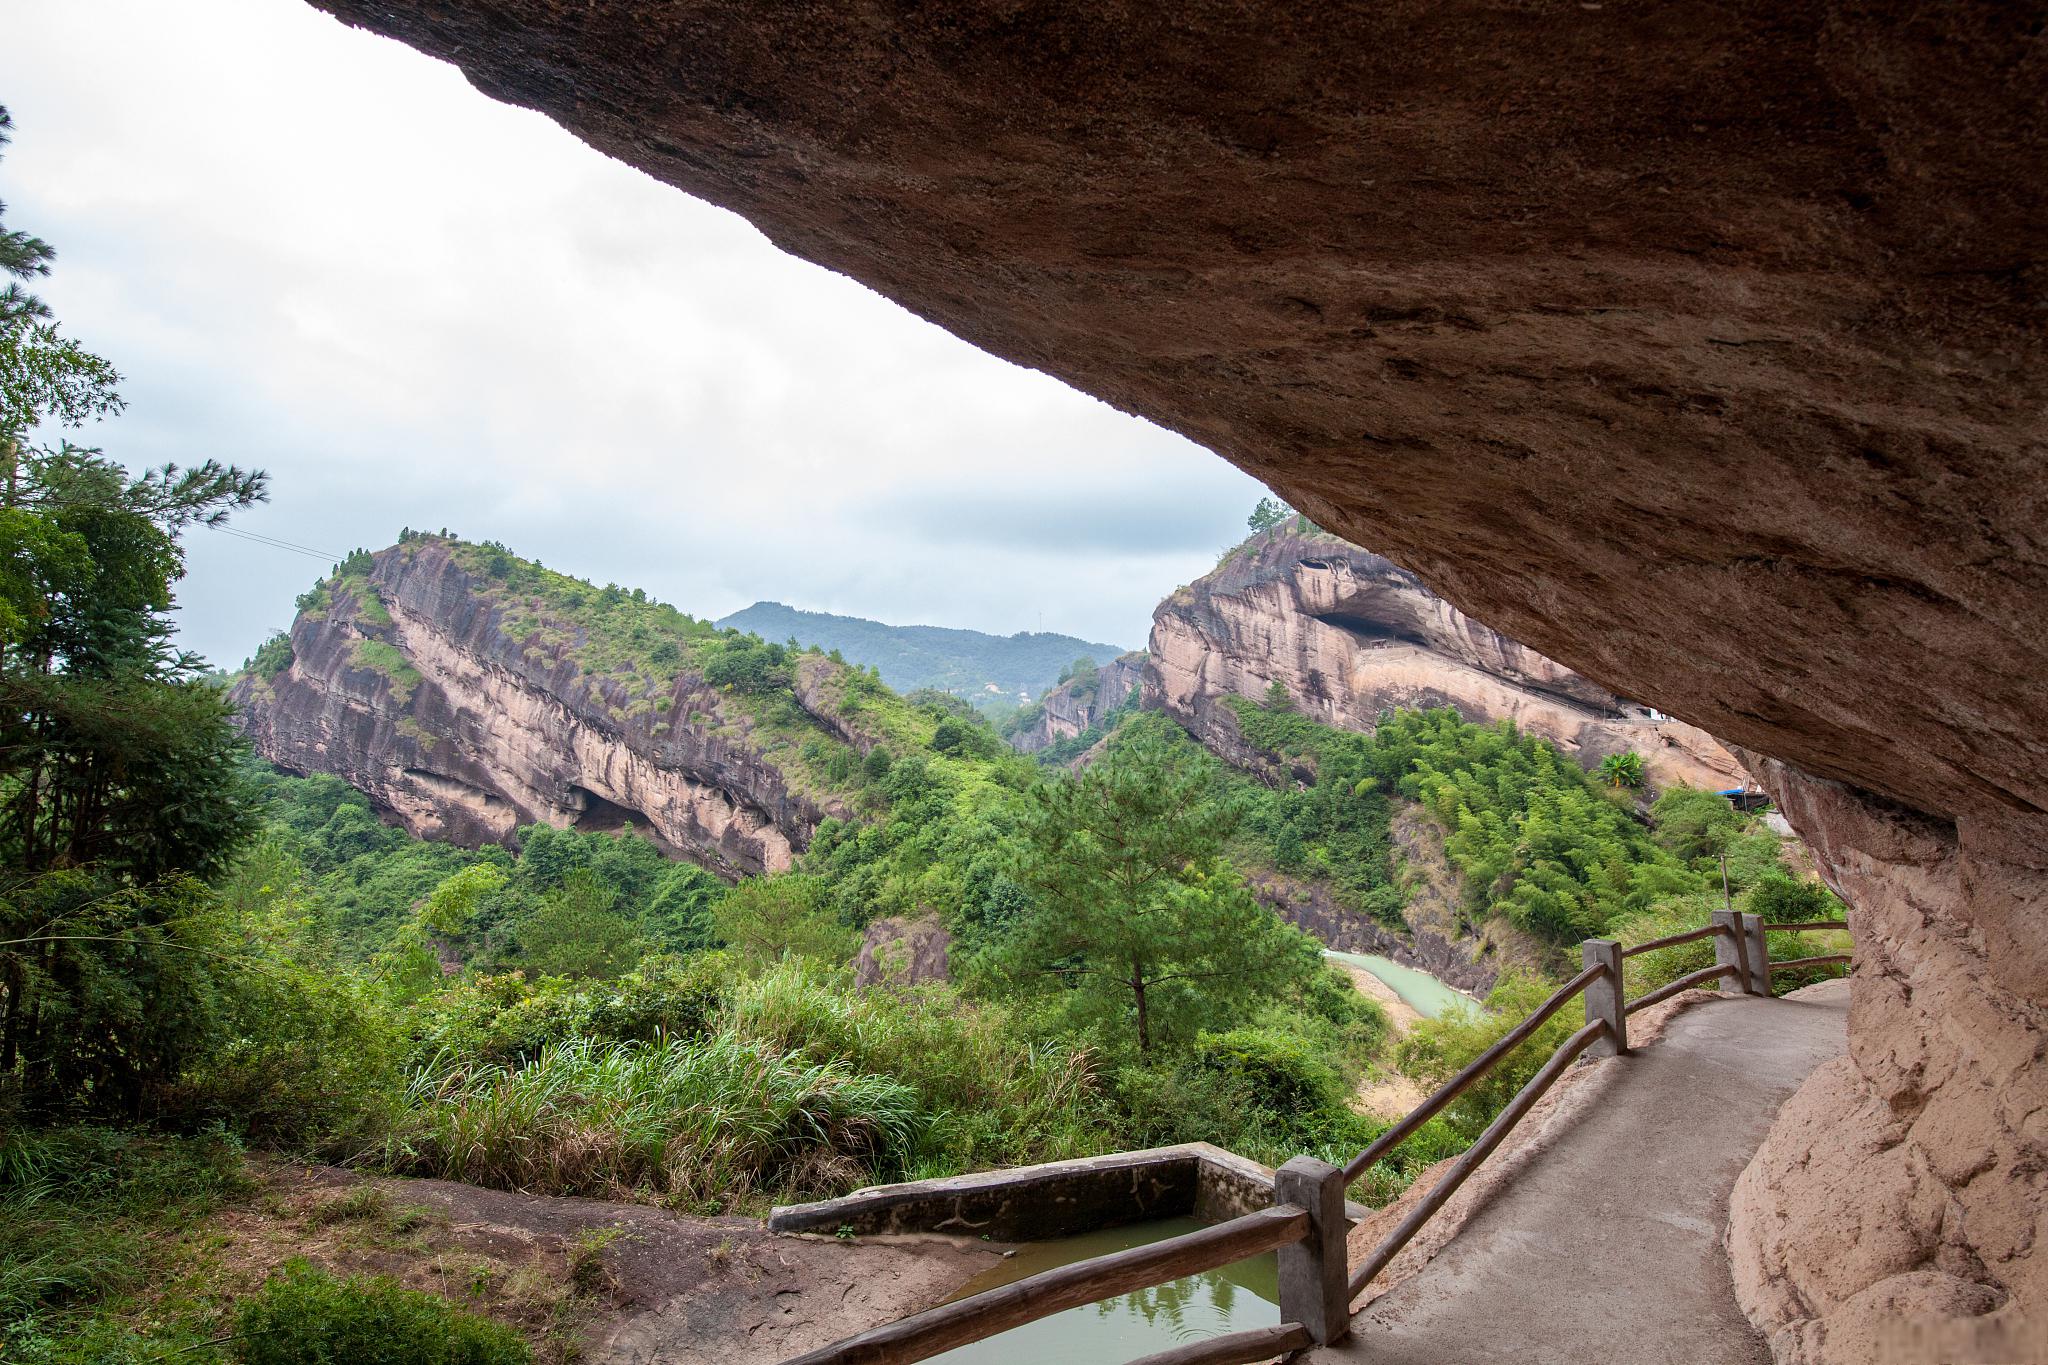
1324;949;1473;1019
927;1218;1278;1363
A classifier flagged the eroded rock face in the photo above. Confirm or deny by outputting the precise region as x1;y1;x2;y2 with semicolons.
294;2;2046;1347
1006;653;1143;755
853;916;953;990
1147;529;1744;791
1729;759;2046;1364
232;541;823;877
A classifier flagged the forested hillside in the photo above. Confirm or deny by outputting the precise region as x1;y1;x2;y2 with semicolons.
716;599;1125;711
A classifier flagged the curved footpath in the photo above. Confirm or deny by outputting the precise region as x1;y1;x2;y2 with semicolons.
1318;982;1850;1364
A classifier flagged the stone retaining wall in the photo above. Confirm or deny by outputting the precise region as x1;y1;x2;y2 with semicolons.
768;1142;1361;1241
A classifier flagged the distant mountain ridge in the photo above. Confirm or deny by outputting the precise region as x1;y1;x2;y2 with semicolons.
715;601;1125;705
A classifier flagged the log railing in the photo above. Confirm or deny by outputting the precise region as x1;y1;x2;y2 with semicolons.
784;910;1850;1365
1753;919;1852;981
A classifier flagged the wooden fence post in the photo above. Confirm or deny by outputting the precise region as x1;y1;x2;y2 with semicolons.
1743;913;1773;996
1712;909;1749;994
1275;1156;1350;1346
1582;939;1627;1056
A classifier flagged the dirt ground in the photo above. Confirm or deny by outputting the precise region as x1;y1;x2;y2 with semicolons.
1334;960;1430;1121
194;1164;1001;1363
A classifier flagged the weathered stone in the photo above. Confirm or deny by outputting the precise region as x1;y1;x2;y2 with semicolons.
1007;653;1143;755
232;540;830;876
1728;760;2046;1364
1145;528;1743;793
767;1143;1322;1242
853;915;953;989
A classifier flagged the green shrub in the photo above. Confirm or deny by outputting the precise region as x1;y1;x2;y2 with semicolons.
930;716;1001;760
1190;1027;1346;1115
234;1260;529;1364
246;631;293;680
724;961;1109;1173
1395;972;1575;1140
1649;787;1746;863
1746;874;1840;923
169;955;400;1153
1110;1051;1379;1173
700;635;791;694
403;951;738;1075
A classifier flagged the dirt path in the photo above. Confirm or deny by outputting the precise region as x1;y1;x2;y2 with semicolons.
1334;959;1431;1120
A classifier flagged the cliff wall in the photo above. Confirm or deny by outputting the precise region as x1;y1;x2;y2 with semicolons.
232;541;837;878
1146;530;1743;793
1006;653;1144;754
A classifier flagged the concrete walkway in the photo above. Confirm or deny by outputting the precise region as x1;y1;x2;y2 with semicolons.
1320;984;1848;1365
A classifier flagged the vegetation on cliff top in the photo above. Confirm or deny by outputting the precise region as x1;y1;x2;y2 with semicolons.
255;531;1050;818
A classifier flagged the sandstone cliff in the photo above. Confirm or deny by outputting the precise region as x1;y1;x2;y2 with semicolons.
1146;527;1744;793
1005;652;1144;755
232;539;866;878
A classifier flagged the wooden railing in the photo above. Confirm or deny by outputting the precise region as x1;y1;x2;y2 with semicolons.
1756;919;1852;979
784;910;1850;1365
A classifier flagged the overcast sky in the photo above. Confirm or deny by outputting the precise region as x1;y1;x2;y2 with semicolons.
1;0;1266;668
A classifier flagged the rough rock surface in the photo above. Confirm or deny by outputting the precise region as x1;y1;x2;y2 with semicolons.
852;915;953;989
1148;529;1743;792
1006;652;1143;754
295;2;2047;1349
1729;759;2047;1364
231;541;827;876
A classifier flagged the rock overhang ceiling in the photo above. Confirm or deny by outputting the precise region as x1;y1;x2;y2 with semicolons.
301;0;2043;834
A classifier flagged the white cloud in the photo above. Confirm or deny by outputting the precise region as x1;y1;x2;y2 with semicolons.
0;0;1265;666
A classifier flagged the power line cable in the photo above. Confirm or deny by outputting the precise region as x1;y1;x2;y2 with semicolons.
205;523;344;562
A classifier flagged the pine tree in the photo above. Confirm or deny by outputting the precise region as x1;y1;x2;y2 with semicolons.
0;109;270;1115
0;108;55;325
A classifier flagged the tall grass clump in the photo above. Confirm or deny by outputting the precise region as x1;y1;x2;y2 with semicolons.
723;960;1112;1175
235;1260;528;1365
387;1031;923;1209
0;1125;247;1350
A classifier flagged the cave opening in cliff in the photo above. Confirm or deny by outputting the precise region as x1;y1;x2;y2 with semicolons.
1309;611;1427;649
567;784;682;857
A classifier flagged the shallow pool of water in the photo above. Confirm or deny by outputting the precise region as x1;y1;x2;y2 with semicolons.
927;1217;1278;1363
1325;949;1473;1019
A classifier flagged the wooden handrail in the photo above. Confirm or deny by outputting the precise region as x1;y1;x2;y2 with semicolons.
1620;923;1724;957
1759;920;1849;933
1341;961;1607;1181
1625;963;1736;1015
1348;1019;1610;1300
781;1205;1311;1365
1124;1322;1314;1365
1768;953;1851;971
